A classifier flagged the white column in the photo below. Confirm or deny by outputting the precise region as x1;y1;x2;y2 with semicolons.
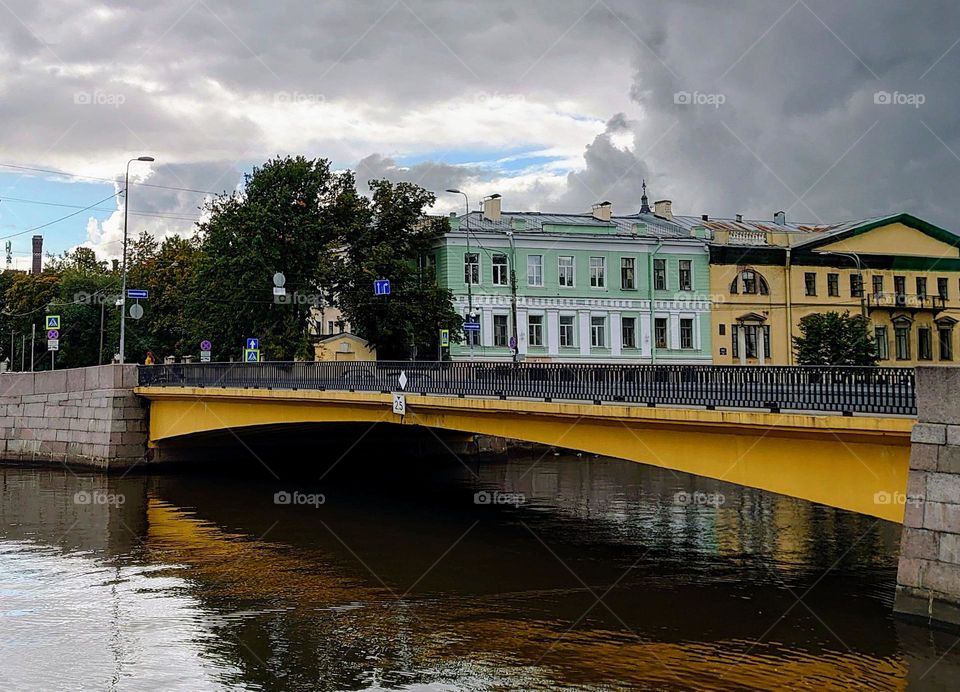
758;325;766;365
578;311;591;356
670;313;680;351
546;310;560;356
517;308;528;356
481;310;493;348
737;326;746;365
610;311;622;357
640;315;652;358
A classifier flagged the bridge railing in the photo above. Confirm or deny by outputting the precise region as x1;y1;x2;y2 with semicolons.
137;362;916;416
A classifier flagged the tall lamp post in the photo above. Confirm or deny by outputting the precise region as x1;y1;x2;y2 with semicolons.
817;250;865;316
445;189;474;354
119;155;155;364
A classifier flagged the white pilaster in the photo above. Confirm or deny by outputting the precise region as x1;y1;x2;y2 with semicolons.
640;315;652;358
517;308;528;355
610;311;622;357
481;310;493;348
546;310;559;356
578;311;590;356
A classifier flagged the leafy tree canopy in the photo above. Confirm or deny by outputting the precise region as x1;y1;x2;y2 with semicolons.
793;311;879;366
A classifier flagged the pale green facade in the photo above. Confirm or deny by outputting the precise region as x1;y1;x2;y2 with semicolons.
432;210;712;363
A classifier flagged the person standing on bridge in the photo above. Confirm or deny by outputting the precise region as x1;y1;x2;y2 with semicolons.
144;351;156;365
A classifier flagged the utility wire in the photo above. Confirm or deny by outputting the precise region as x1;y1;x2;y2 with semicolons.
0;192;122;240
0;162;227;196
0;194;200;222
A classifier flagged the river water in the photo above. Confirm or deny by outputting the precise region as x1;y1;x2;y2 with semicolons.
1;450;959;691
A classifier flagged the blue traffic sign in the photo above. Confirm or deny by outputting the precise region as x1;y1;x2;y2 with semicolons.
373;279;391;296
246;338;260;350
127;289;149;299
46;315;60;329
463;322;480;331
244;349;260;362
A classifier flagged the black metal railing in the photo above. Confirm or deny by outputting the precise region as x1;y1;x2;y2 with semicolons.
137;362;917;416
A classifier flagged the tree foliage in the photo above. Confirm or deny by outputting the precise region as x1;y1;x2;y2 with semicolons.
793;311;879;366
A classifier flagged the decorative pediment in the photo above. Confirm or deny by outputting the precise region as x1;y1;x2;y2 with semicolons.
736;312;767;323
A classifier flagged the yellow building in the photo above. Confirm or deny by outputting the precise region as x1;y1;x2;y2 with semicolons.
313;332;376;361
703;213;960;366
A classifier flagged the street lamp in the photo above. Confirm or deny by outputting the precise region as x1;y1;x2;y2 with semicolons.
118;155;155;364
817;250;865;316
445;189;475;352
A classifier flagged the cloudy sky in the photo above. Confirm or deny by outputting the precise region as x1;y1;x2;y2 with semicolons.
0;0;958;267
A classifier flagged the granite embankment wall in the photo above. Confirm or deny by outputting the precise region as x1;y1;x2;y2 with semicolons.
0;365;147;468
896;367;960;629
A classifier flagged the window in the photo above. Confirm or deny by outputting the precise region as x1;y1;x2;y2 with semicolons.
589;257;606;288
559;315;575;347
492;254;508;286
464;252;479;285
620;257;635;290
590;316;606;348
939;326;954;361
732;325;770;359
919;327;933;360
493;314;509;347
872;275;884;297
680;318;694;349
527;314;543;347
558;256;575;287
827;273;839;297
894;275;906;297
732;270;769;295
654;259;667;290
850;274;864;297
327;320;335;335
917;277;928;300
875;326;889;360
939;278;949;301
804;272;817;296
719;324;726;336
622;317;636;348
895;324;911;360
679;260;692;291
654;317;668;349
526;255;543;287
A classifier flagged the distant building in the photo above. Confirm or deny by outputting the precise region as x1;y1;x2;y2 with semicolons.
432;185;713;363
314;333;375;361
704;211;960;366
31;235;42;274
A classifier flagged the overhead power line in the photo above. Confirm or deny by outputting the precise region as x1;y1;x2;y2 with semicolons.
0;194;200;222
0;162;230;196
0;192;122;240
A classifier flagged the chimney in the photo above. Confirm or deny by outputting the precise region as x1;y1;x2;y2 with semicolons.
31;235;42;274
482;194;501;223
701;214;709;221
774;210;786;225
591;201;612;221
653;199;673;220
735;214;743;223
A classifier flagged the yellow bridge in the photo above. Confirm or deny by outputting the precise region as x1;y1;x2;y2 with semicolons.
137;373;914;523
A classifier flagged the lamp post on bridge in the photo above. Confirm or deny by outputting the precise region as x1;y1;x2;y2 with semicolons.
445;189;475;358
119;155;155;364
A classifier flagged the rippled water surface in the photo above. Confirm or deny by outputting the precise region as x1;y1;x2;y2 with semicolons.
2;452;959;690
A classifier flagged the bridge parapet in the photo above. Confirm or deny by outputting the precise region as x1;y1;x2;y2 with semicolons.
896;367;960;629
137;361;917;416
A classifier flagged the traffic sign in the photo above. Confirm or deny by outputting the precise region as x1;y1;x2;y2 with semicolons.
440;329;449;347
47;330;59;340
246;338;260;350
392;393;406;416
244;348;260;362
200;340;212;352
127;289;149;299
463;322;480;331
374;279;391;296
45;315;60;329
48;340;59;351
509;335;517;350
200;353;211;363
129;304;144;320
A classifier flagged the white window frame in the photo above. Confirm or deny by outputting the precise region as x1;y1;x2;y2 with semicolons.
527;254;543;287
590;315;606;348
464;252;480;285
527;314;544;347
589;256;606;289
622;316;637;349
678;259;693;292
559;314;576;348
558;255;575;288
492;253;508;286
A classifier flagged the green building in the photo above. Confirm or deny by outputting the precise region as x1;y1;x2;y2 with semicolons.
433;188;712;363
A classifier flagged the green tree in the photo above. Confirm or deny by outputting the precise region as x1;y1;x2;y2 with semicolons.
189;156;359;360
337;180;462;359
793;311;879;365
49;247;115;368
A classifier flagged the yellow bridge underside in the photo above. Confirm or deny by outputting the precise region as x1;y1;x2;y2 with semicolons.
136;387;914;523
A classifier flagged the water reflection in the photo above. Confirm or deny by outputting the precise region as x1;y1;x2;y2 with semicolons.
0;454;958;690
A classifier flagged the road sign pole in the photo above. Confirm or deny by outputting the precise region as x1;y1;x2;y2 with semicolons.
30;324;34;372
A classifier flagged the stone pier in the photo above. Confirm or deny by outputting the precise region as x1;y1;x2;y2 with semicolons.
895;366;960;629
0;364;147;469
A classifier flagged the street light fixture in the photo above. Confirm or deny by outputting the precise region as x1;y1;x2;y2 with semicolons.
118;155;155;364
445;189;475;353
817;249;865;316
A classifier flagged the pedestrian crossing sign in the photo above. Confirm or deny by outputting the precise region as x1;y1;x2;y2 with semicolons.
46;315;60;329
244;348;260;362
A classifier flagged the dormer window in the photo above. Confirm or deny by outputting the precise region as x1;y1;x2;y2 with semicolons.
730;270;769;295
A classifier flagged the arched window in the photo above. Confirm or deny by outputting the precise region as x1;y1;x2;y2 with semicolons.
730;270;769;295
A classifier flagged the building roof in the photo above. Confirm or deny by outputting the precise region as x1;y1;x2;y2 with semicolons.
452;210;691;239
